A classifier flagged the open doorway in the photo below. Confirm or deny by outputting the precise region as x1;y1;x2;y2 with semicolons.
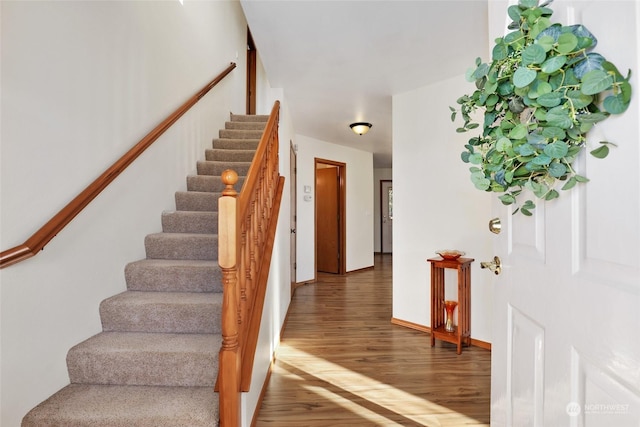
315;159;346;275
290;142;297;296
246;28;256;115
380;180;392;253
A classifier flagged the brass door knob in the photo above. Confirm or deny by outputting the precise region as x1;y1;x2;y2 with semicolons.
481;256;502;275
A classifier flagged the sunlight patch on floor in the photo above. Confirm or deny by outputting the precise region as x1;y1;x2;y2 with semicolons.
279;346;485;425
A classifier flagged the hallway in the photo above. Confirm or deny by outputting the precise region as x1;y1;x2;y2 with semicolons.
255;254;491;426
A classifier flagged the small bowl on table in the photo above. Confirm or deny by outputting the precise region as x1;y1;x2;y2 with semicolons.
436;250;465;261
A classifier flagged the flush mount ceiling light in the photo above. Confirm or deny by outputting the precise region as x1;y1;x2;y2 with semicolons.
349;122;372;135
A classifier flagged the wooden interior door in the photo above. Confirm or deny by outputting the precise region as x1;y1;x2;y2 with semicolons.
316;166;340;274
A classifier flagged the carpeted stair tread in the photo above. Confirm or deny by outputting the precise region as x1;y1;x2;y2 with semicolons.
212;138;259;150
100;291;221;334
219;129;263;139
230;113;269;122
186;175;245;193
225;120;266;130
175;190;220;212
162;210;218;234
197;160;251;176
145;233;217;260
21;384;218;427
67;332;219;387
205;148;256;163
125;259;222;293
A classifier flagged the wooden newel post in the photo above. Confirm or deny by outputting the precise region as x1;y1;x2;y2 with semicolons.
218;169;240;426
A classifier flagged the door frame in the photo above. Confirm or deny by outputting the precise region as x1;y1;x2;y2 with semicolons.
246;28;256;115
314;158;346;277
380;179;392;254
290;142;297;296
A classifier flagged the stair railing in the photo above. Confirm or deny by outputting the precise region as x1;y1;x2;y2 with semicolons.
0;62;237;269
217;100;284;426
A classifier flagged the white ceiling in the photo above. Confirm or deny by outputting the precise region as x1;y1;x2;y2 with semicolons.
241;0;489;168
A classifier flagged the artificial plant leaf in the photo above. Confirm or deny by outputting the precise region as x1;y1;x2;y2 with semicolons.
566;90;593;109
603;93;629;114
537;23;562;41
530;17;552;39
578;111;609;124
541;55;567;73
505;30;525;48
469;153;483;164
574;53;606;79
545;189;560;201
544;140;569;158
472;63;490;80
495;169;507;186
581;69;614;95
498;81;515;96
590;144;610;159
518;143;536;156
499;193;516;205
508;4;522;21
545;106;573;129
537;92;563;107
527;131;546;147
562;176;577;190
522;44;547;65
548;162;568;178
568;24;597;50
557;32;579;54
471;171;491;190
508;124;528;140
621;80;633;103
461;152;471;163
532;153;552;165
529;80;552;99
513;67;537;88
541;126;566;140
508;96;526;113
496;137;512;153
519;0;538;9
537;35;556;52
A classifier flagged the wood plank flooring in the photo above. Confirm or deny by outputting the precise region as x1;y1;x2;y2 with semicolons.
254;254;491;426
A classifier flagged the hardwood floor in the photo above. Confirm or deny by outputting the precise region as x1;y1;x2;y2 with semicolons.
254;254;491;426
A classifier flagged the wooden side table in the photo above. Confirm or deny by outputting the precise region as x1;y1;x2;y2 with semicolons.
428;256;474;354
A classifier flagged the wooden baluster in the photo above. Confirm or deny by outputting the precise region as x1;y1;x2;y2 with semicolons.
218;169;240;426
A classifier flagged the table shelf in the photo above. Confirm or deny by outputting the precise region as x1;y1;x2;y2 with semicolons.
428;256;474;354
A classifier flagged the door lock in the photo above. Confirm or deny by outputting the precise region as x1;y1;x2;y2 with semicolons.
488;217;502;234
481;256;502;275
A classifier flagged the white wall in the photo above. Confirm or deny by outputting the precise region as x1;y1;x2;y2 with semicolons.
295;135;374;282
392;75;494;344
0;2;248;426
373;168;393;252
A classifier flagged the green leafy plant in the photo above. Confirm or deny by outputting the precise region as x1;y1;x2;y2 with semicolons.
451;0;632;215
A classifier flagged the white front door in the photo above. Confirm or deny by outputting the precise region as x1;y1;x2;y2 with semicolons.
489;1;640;426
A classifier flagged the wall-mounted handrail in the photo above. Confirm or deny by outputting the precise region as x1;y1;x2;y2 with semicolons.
0;62;237;269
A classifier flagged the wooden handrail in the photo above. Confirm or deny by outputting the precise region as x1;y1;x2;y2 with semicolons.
0;62;237;269
217;100;282;426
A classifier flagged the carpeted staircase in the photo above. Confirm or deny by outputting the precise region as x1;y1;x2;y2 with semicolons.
21;114;269;427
